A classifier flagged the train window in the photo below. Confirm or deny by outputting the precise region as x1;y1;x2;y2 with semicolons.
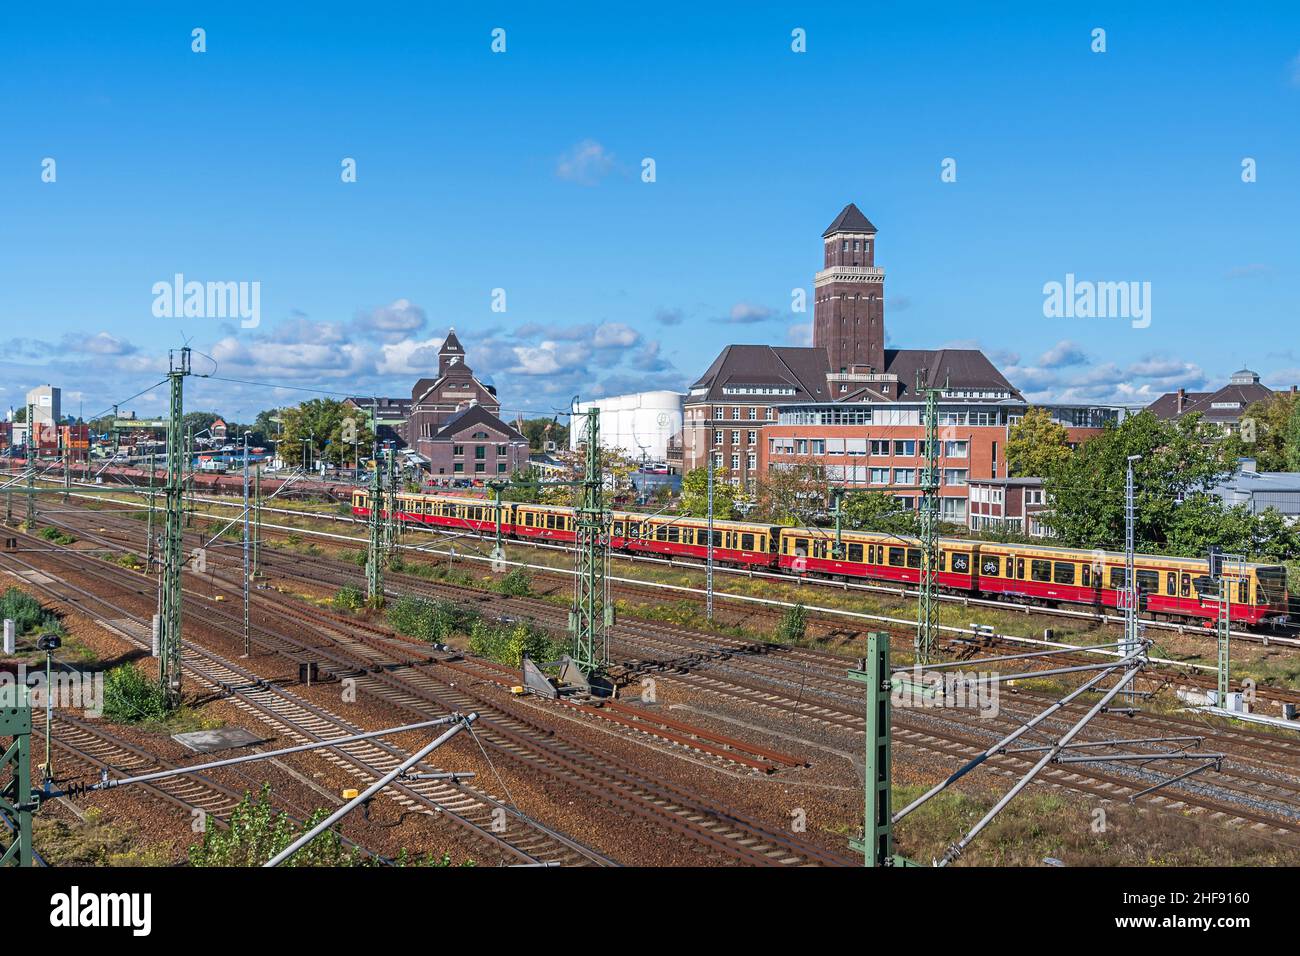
1166;572;1176;596
981;557;999;576
1136;570;1159;594
1016;559;1025;579
951;553;970;574
612;521;623;537
938;551;947;571
1238;580;1248;604
654;524;667;541
1005;556;1013;577
1181;574;1191;597
548;514;559;530
888;547;905;567
906;549;921;569
1109;568;1125;590
1031;560;1051;582
741;533;755;551
666;527;680;544
1053;562;1075;585
1081;564;1091;587
848;543;863;562
813;540;827;559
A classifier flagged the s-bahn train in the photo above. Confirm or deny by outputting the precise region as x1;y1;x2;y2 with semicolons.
352;489;1291;628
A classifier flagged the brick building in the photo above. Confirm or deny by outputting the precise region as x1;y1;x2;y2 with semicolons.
1146;368;1292;434
422;404;530;483
682;204;1121;520
967;477;1050;536
407;328;500;458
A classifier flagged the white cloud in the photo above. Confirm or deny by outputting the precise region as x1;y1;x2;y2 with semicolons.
555;139;616;186
354;298;428;342
592;321;641;349
721;302;777;324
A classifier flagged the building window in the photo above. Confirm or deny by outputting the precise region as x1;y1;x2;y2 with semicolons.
496;445;506;455
747;453;756;470
713;453;723;469
714;430;723;446
894;440;916;457
731;454;740;471
942;469;968;486
475;445;486;460
497;462;507;473
748;407;758;420
870;440;890;456
475;462;485;473
747;430;756;445
731;407;741;420
870;468;889;485
453;463;464;473
944;440;968;458
894;468;916;485
731;430;740;445
453;445;464;457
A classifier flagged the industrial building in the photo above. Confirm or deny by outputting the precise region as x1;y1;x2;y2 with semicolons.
572;391;683;465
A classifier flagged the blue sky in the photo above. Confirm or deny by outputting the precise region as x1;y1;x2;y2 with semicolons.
2;2;1298;422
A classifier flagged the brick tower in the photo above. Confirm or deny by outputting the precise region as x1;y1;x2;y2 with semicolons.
813;203;886;374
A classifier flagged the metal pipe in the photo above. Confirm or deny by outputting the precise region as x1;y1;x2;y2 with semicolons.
899;640;1128;673
1006;735;1201;754
1128;760;1221;803
891;657;1128;825
1053;751;1222;764
82;717;458;793
939;659;1146;866
264;713;477;867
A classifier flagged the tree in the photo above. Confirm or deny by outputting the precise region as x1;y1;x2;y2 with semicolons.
279;399;374;467
1006;406;1071;478
501;470;541;503
1043;411;1235;550
679;466;741;519
520;418;569;452
1233;392;1300;472
181;411;222;439
840;490;919;536
751;460;827;525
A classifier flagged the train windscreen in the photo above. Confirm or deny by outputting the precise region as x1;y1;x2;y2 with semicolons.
1256;566;1287;605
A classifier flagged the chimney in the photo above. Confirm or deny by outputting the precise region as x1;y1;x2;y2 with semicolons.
1176;388;1186;413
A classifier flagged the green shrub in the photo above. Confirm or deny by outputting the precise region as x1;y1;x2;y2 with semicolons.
468;619;562;667
496;567;532;597
776;604;808;643
38;526;76;545
189;785;361;867
333;586;365;611
0;588;62;636
387;597;477;643
102;664;170;723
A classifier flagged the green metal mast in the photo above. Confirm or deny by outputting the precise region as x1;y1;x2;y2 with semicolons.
569;408;610;673
159;348;191;707
25;402;35;528
848;632;897;866
914;376;942;665
366;443;384;607
0;685;33;867
253;463;262;578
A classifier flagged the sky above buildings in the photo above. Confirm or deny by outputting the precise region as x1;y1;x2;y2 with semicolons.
1;2;1298;423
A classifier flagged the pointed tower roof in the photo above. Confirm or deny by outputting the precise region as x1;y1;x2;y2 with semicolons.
822;202;877;237
440;328;464;355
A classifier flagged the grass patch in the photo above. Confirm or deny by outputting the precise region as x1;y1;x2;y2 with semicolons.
38;526;77;545
0;587;64;638
35;806;173;867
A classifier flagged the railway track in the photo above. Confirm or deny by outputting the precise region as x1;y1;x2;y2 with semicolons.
34;479;1300;649
0;546;615;867
3;527;856;866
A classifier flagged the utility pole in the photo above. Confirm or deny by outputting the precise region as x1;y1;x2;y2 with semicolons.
1123;455;1141;703
0;685;33;866
830;486;845;560
366;441;384;607
570;408;610;673
159;347;191;707
706;443;715;623
914;375;943;665
145;449;155;569
847;632;904;866
25;401;35;528
242;430;251;657
1209;547;1241;707
253;462;262;578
